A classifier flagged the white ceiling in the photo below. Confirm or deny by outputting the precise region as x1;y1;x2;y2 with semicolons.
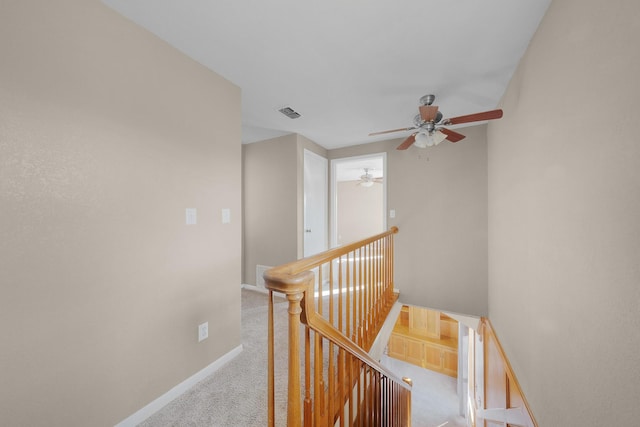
102;0;551;150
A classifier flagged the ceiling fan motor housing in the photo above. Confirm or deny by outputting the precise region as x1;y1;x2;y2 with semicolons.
419;94;435;106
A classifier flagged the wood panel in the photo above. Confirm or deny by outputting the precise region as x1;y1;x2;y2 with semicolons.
389;306;459;377
473;319;538;427
408;306;427;331
485;331;507;409
442;348;458;377
405;338;424;367
424;308;440;338
388;333;405;359
440;315;458;339
409;306;440;338
423;342;442;371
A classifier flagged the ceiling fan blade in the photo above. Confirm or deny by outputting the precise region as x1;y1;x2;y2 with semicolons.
419;105;440;122
396;133;416;150
445;109;503;125
369;127;415;136
440;128;466;143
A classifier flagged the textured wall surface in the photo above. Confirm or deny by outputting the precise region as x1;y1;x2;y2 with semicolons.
242;134;298;285
337;180;384;245
0;1;241;425
330;125;488;316
487;0;640;425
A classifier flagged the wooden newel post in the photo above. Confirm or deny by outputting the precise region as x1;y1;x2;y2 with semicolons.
286;290;303;426
264;268;315;427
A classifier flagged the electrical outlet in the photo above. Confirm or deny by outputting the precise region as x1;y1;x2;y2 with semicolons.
198;322;208;342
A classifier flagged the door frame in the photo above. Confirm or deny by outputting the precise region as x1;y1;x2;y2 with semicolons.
330;152;387;248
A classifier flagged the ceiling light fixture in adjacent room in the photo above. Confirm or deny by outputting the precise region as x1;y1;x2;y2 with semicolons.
358;168;382;187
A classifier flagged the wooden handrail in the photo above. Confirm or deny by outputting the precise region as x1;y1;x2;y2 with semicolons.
302;289;410;390
265;227;411;426
266;227;399;280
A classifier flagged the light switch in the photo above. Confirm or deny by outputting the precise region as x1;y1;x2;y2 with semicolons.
222;208;231;224
186;208;197;225
389;209;396;219
198;322;208;342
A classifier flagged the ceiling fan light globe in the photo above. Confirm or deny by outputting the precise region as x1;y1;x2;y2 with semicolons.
360;180;374;187
414;132;429;148
433;130;447;146
426;134;436;147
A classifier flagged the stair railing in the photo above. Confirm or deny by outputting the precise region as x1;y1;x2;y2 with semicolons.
265;227;411;426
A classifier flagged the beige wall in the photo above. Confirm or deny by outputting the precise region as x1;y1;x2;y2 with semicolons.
330;125;488;316
242;134;298;285
243;134;327;285
0;1;241;425
337;180;384;245
487;0;640;425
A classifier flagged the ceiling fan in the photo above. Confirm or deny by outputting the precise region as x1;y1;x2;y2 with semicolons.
369;94;503;150
359;168;383;187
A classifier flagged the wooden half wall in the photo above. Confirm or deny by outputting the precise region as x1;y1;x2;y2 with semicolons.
470;319;538;427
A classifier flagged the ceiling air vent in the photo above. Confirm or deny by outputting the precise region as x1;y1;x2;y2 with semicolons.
278;106;301;119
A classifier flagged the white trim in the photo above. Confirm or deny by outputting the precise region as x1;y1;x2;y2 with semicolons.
442;312;481;332
368;300;402;361
114;344;243;427
255;265;271;289
241;283;286;299
242;283;269;294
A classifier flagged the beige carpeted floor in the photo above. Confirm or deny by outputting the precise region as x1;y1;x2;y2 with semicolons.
139;288;465;426
380;355;466;427
140;289;288;427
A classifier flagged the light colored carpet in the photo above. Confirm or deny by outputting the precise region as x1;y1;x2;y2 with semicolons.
140;289;288;427
380;354;466;427
140;289;464;426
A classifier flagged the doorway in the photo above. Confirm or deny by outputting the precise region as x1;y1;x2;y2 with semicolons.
330;153;387;248
303;149;328;257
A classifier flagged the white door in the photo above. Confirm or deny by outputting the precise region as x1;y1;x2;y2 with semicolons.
303;149;328;257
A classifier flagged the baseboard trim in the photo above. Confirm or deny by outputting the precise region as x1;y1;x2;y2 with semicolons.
241;283;268;294
242;283;285;298
114;344;243;427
